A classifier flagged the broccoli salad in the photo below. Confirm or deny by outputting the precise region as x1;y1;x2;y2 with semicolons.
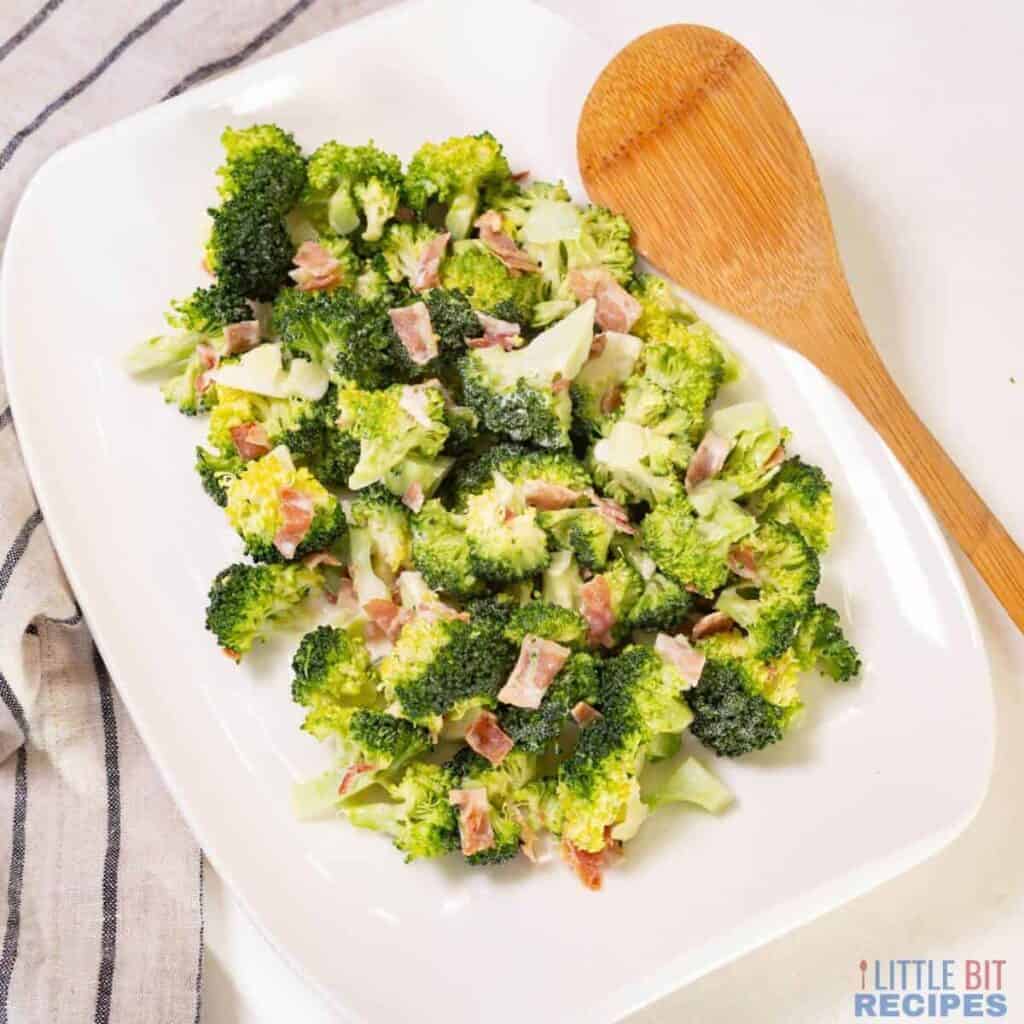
126;125;860;890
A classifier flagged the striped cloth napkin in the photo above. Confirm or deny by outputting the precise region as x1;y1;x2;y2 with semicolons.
0;1;390;1020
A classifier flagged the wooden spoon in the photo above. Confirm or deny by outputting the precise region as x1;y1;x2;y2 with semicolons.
578;24;1024;632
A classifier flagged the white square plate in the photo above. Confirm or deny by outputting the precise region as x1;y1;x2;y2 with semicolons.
0;1;994;1021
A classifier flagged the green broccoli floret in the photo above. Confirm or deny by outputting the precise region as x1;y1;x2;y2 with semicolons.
291;626;380;737
504;601;590;650
606;644;694;737
208;386;324;465
709;402;790;496
588;419;691;506
354;255;396;303
451;443;592;510
347;485;412;579
571;330;643;438
440;241;543;323
794;603;861;681
410;500;481;597
272;288;396;390
195;445;244;506
542;550;584;609
564;204;635;284
379;604;516;730
498;652;598;753
628;572;693;631
380;223;447;285
159;348;219;416
337;381;449;490
300;140;403;242
345;762;460;861
216;124;306;208
629;273;698;336
458;299;596;448
746;457;835;553
537;507;616;571
205;562;319;658
696;629;803;711
166;282;254;335
404;132;513;239
685;657;786;757
225;451;345;563
464;473;551;583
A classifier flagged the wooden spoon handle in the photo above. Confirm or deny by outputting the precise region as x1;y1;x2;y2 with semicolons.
800;284;1024;632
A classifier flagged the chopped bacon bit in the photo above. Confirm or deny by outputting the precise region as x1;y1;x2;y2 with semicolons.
586;490;636;536
561;839;606;891
273;487;314;560
399;384;436;427
402;481;425;514
552;376;571;394
334;577;360;613
567;269;641;333
223;320;261;355
727;545;760;582
571;701;602;726
763;444;786;470
411;231;450;292
685;430;732;491
691;611;735;641
522;480;581;511
580;575;616;648
474;311;520;349
449;788;495;856
465;711;515;766
389;303;438;366
194;342;219;395
222;647;240;663
498;636;571;709
511;169;531;182
600;385;623;414
589;333;608;357
654;633;706;689
363;621;395;662
395;205;416;223
338;762;374;796
363;598;402;638
290;241;343;292
474;210;538;274
229;422;271;461
302;551;342;569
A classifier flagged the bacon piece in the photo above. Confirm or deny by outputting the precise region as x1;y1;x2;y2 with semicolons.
763;444;786;470
465;711;515;766
449;788;495;856
398;384;436;427
389;303;438;366
302;551;342;569
273;487;314;560
685;430;733;491
498;636;571;709
580;574;616;648
552;376;571;394
589;333;608;357
475;210;538;274
338;762;374;796
395;205;416;223
567;269;641;333
571;701;602;727
229;422;271;461
363;598;402;639
222;647;240;663
363;622;395;662
194;343;218;395
654;633;706;689
476;310;520;345
691;611;735;641
511;169;531;182
289;241;343;292
561;839;606;891
522;480;581;511
223;320;261;355
727;545;760;582
586;490;636;536
411;231;450;292
600;385;623;414
402;481;425;514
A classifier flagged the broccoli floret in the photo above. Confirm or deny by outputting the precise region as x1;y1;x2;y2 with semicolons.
696;629;803;711
380;223;447;285
291;626;380;737
542;550;584;610
629;572;693;631
345;762;460;861
794;603;861;681
571;330;643;438
564;204;635;284
451;443;591;510
629;274;699;336
379;605;516;730
272;288;396;390
641;497;738;596
195;445;244;506
404;132;513;239
537;507;616;571
125;330;205;377
225;450;345;563
354;256;396;303
440;241;543;323
347;485;412;579
588;419;691;506
216;124;306;209
166;282;254;335
410;500;481;597
606;644;694;737
300;140;403;242
381;454;455;504
685;658;786;757
205;562;319;658
746;457;835;553
498;652;599;753
458;299;596;449
464;473;551;583
504;601;590;650
337;382;449;490
209;387;323;463
159;347;219;416
710;402;790;496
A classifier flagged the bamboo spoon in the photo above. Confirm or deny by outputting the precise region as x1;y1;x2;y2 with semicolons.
577;24;1024;633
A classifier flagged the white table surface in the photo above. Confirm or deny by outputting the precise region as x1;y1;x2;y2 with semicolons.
200;2;1024;1021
